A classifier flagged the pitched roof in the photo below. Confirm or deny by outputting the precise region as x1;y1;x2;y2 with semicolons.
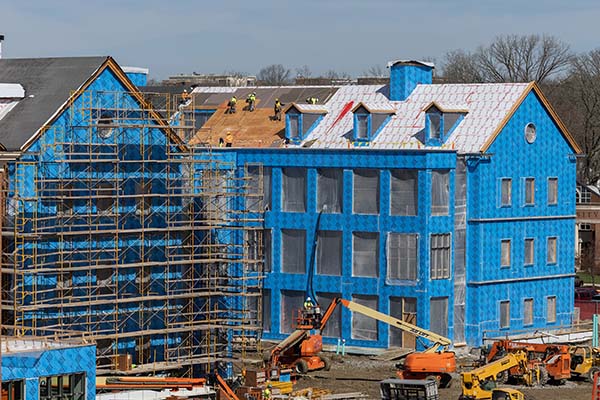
189;86;339;147
0;56;107;151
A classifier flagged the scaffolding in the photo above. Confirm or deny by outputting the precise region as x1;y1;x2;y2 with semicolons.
1;90;265;376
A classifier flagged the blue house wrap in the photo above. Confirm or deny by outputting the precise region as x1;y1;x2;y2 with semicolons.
194;60;581;349
0;56;261;376
2;340;96;400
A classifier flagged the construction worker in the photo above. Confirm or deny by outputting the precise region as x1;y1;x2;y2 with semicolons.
304;296;314;310
306;96;318;105
182;89;191;102
273;98;284;121
225;131;234;147
226;96;237;114
246;92;257;112
218;137;225;147
263;383;272;400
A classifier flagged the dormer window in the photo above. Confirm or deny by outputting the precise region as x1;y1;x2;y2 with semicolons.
284;103;327;144
356;114;369;139
423;102;467;146
351;102;395;144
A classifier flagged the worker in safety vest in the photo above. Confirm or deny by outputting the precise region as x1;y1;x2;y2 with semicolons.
273;98;284;121
225;132;234;147
306;96;318;105
226;96;237;114
304;297;314;310
263;383;272;399
246;92;257;112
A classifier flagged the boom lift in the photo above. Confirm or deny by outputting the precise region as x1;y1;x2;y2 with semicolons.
460;351;540;400
268;298;456;387
482;339;570;383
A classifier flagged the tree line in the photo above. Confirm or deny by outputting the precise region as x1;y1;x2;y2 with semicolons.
255;35;600;184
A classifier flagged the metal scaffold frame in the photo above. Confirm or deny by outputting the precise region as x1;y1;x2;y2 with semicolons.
0;89;265;376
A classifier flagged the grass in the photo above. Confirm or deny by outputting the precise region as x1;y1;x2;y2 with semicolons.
577;271;600;284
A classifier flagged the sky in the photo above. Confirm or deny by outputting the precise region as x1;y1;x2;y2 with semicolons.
1;0;600;80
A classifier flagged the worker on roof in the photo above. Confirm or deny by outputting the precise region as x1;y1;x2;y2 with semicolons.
182;89;191;102
306;96;318;105
273;98;284;121
246;92;257;112
225;132;234;147
226;96;237;114
218;137;225;148
263;383;272;400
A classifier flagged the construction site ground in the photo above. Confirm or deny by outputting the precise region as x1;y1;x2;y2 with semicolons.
242;352;594;399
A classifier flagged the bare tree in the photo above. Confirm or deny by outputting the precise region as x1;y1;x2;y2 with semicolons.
324;70;351;80
550;50;600;184
441;50;484;83
295;65;312;78
476;35;572;83
442;34;572;84
363;64;388;77
257;64;291;85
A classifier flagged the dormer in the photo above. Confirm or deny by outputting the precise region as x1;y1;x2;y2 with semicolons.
284;103;327;144
423;102;467;146
351;102;395;143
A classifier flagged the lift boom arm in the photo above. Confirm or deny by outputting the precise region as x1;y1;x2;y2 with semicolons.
321;298;452;352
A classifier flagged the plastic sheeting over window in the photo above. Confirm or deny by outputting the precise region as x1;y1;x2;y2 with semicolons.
263;289;271;332
246;165;264;211
525;238;534;265
390;170;418;216
353;232;379;277
547;296;556;322
317;230;342;276
353;169;379;215
387;233;418;281
453;159;466;343
501;240;511;267
317;292;341;338
264;229;272;272
317;169;343;213
525;178;535;205
430;297;448;337
501;178;512;206
500;300;510;328
389;297;417;348
281;290;304;333
282;168;306;212
431;170;449;215
281;229;306;274
430;234;450;279
351;295;378;341
524;298;533;326
547;237;557;264
548;178;558;205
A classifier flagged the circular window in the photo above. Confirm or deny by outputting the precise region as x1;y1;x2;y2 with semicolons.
97;118;114;139
525;123;536;144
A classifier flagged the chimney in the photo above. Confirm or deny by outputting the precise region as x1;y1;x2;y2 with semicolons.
0;35;4;59
387;60;434;101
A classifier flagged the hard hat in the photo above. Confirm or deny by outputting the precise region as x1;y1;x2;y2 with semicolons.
307;297;311;301
267;384;272;388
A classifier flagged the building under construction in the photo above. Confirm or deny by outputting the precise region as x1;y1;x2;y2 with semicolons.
0;56;265;375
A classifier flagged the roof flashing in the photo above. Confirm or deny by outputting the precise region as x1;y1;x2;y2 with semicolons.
0;83;25;98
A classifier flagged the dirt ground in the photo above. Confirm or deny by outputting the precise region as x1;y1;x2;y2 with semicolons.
290;354;593;400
